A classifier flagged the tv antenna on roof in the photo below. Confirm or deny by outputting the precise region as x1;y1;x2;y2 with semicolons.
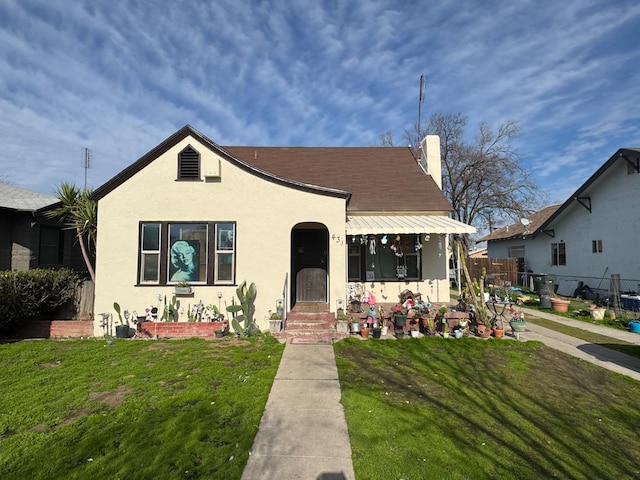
81;147;92;190
417;74;426;141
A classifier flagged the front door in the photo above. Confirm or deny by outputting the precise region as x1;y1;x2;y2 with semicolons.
291;226;328;304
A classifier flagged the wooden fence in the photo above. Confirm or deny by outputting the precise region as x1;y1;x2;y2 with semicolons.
76;279;94;320
466;257;520;287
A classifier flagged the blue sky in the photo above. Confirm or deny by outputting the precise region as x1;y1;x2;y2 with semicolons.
1;0;639;207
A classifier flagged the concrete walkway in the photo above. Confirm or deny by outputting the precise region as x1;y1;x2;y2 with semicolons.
517;306;640;381
241;342;355;480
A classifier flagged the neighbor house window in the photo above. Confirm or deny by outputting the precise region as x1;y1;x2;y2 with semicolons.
39;226;64;265
347;234;421;281
592;239;603;253
551;242;566;266
138;221;235;285
178;146;200;180
508;246;525;258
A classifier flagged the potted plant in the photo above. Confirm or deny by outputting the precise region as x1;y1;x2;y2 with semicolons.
509;310;527;339
425;316;437;336
493;317;504;338
214;320;228;338
268;311;283;333
360;324;370;338
550;296;571;313
410;320;420;338
336;311;350;334
173;281;192;295
372;325;383;338
393;304;408;328
473;304;492;338
113;302;130;338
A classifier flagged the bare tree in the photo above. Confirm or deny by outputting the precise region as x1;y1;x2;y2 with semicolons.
377;130;395;147
402;112;543;235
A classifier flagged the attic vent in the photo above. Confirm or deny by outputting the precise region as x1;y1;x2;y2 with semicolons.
178;146;200;181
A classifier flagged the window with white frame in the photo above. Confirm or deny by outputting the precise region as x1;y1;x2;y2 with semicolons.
138;221;235;285
215;223;235;283
551;242;566;266
592;239;603;253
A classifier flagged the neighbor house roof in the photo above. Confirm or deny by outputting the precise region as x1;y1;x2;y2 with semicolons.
478;204;561;242
0;183;57;212
92;125;453;214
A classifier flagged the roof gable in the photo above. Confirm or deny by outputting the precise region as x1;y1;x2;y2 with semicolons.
537;147;640;232
92;125;350;201
479;204;561;242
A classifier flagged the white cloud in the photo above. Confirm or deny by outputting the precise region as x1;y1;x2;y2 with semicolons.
0;0;639;202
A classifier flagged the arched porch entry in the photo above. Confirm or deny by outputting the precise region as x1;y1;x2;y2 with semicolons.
291;222;329;308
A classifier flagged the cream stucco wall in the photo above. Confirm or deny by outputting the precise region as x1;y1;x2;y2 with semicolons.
93;136;347;336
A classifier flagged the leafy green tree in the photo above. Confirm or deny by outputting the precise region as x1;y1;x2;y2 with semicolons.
45;182;97;282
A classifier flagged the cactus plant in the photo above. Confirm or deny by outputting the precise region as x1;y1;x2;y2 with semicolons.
226;280;260;336
161;295;180;322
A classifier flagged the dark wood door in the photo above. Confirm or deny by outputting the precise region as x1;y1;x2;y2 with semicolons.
296;267;327;302
292;228;328;302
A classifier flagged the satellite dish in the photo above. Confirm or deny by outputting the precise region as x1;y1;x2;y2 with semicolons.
520;218;531;227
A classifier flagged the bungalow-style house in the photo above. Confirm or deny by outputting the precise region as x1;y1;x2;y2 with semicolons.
0;182;84;271
91;125;475;336
480;147;640;294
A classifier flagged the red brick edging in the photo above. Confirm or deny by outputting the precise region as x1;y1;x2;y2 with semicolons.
135;321;228;339
16;320;94;338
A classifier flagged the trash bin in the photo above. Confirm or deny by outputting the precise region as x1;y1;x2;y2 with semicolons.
540;294;552;309
534;275;553;295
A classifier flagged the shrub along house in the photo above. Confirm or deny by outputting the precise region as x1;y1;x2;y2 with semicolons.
91;125;474;336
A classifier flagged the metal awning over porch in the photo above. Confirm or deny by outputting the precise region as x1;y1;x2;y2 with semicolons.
346;215;476;235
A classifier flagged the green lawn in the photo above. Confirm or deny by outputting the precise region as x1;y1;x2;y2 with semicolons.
0;336;284;480
335;337;640;480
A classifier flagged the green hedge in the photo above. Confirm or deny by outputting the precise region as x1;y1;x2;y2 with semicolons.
0;269;82;335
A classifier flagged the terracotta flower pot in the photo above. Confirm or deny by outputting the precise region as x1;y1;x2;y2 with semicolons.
493;328;504;339
550;298;570;313
360;327;370;338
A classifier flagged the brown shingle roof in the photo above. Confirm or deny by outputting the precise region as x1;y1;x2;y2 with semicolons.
223;146;452;213
91;125;453;215
478;204;561;242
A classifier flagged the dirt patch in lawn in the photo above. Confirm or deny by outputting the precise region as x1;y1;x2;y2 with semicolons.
88;384;133;408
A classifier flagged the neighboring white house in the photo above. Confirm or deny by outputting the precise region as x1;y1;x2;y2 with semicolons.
480;148;640;293
90;125;475;336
